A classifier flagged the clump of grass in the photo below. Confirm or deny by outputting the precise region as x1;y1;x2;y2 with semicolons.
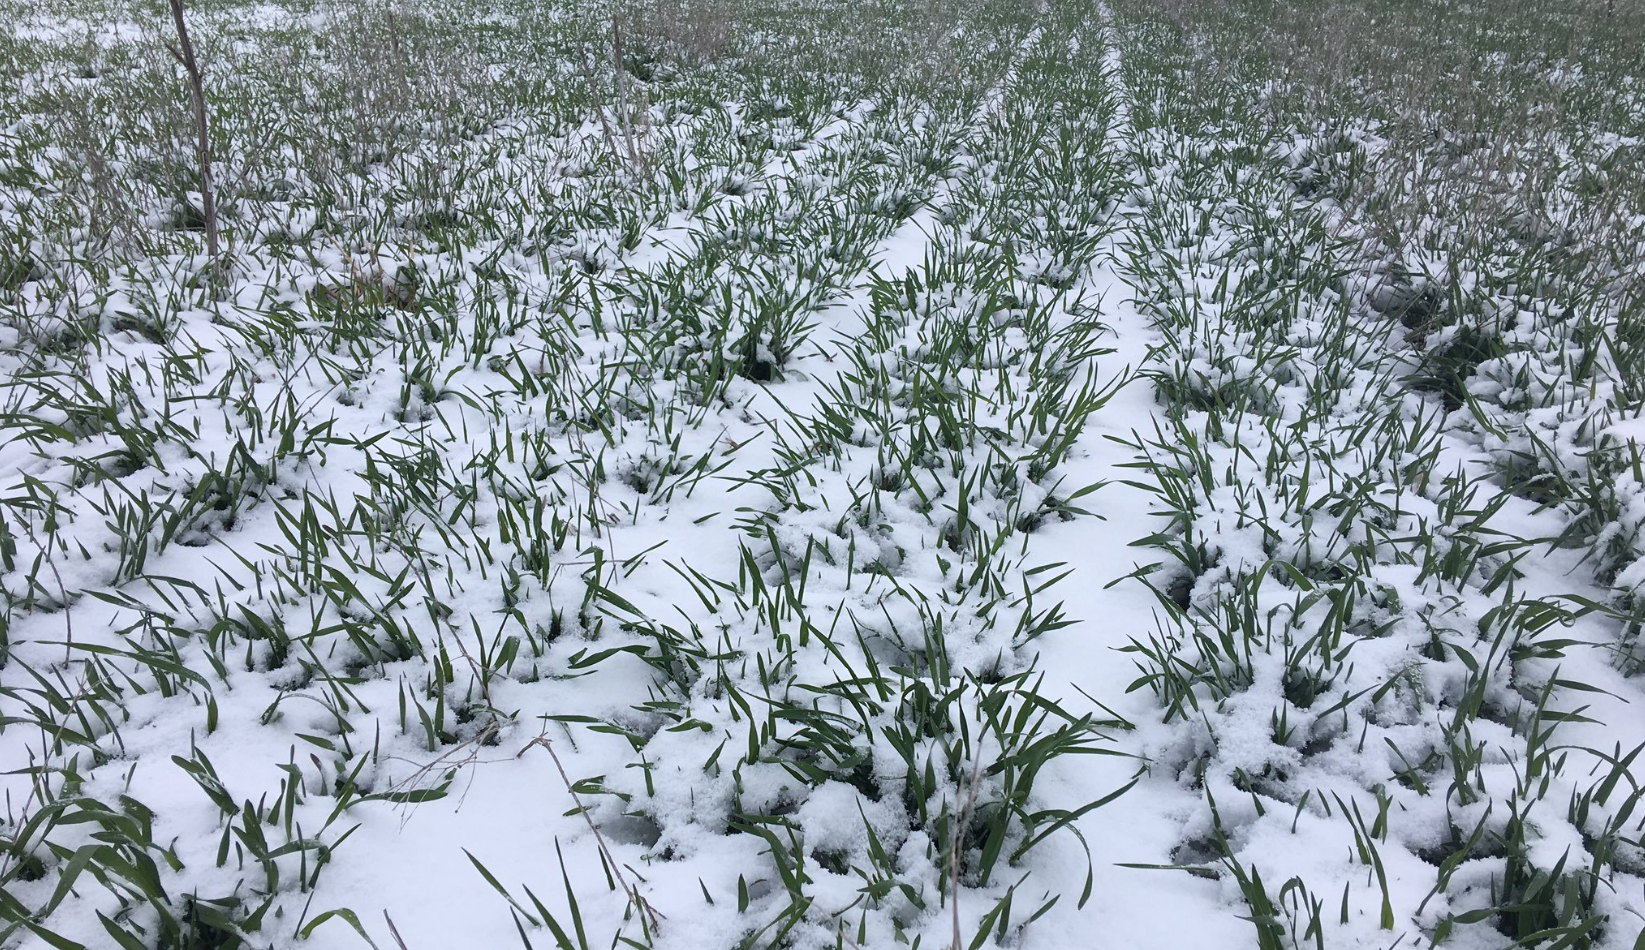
1408;323;1508;412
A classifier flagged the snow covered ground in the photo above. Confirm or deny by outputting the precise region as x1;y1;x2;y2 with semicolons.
2;1;1643;949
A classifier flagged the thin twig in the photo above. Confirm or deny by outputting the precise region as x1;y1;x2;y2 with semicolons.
166;0;219;259
577;41;629;172
520;727;664;934
376;719;504;827
610;17;643;172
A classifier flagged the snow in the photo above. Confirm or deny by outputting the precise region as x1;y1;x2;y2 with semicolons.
2;1;1644;949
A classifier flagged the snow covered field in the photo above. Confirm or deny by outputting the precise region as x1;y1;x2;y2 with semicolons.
1;0;1643;948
